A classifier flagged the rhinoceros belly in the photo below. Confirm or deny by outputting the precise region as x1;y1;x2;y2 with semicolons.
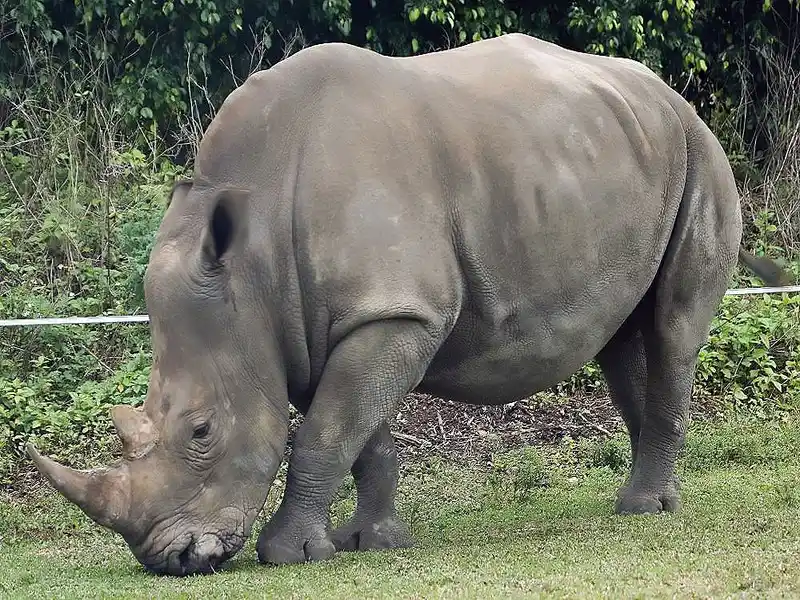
417;292;634;406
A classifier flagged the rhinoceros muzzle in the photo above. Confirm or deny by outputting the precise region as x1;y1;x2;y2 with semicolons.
142;531;232;577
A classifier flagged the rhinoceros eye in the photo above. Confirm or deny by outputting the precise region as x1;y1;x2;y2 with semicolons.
192;422;210;440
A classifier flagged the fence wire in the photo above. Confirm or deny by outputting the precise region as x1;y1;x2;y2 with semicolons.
1;285;798;328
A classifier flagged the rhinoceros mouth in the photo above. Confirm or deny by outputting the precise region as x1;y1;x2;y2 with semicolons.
129;502;258;576
141;530;245;576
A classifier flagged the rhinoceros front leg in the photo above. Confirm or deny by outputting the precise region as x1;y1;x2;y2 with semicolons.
330;422;412;552
256;319;439;565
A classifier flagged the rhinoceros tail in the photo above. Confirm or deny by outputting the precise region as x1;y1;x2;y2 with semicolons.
737;247;793;287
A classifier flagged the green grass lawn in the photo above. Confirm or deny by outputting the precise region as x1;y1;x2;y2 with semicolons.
3;419;800;599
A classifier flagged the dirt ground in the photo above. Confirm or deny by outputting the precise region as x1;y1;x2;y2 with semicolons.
390;392;624;461
284;390;721;464
280;391;631;467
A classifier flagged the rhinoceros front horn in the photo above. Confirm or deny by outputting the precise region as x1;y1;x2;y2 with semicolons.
26;442;132;533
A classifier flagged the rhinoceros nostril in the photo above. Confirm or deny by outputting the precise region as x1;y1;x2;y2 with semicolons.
172;534;226;575
177;540;195;573
146;533;229;576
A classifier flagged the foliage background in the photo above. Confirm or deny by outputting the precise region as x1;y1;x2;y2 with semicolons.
1;0;799;481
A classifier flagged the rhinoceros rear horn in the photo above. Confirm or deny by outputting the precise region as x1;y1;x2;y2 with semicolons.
110;404;157;460
27;443;131;532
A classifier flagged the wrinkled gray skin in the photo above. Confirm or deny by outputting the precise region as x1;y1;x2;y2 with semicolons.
29;33;792;576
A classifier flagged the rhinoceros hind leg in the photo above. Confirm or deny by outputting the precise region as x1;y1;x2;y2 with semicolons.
614;484;681;515
596;311;647;474
331;423;414;552
609;152;738;515
604;307;697;517
597;309;685;516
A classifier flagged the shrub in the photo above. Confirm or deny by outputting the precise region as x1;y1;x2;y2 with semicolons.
2;1;798;171
488;446;551;500
696;294;800;417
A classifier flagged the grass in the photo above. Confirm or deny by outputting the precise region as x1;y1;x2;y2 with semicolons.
3;419;800;599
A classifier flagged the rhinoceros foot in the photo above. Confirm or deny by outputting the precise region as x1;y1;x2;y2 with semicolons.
613;482;681;515
256;517;336;565
331;515;413;552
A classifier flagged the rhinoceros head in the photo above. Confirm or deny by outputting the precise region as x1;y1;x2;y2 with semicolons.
28;180;290;575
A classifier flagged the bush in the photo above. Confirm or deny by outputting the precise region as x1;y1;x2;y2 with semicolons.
0;353;150;465
0;53;172;481
1;2;798;167
696;294;800;416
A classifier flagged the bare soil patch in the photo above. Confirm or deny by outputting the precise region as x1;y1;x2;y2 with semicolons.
389;392;625;463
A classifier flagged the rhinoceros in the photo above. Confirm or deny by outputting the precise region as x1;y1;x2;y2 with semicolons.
28;33;791;576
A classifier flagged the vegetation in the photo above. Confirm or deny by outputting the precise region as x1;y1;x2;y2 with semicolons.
4;420;800;597
0;0;799;558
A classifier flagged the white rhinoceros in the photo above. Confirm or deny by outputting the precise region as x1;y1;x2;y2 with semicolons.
29;33;791;575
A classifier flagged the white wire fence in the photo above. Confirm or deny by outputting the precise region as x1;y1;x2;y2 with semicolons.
1;285;799;328
722;285;800;296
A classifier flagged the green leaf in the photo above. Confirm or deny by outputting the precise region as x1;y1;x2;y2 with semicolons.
412;38;420;53
661;9;669;22
409;7;420;23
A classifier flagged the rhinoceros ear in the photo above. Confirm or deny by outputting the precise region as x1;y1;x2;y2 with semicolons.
201;188;250;265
